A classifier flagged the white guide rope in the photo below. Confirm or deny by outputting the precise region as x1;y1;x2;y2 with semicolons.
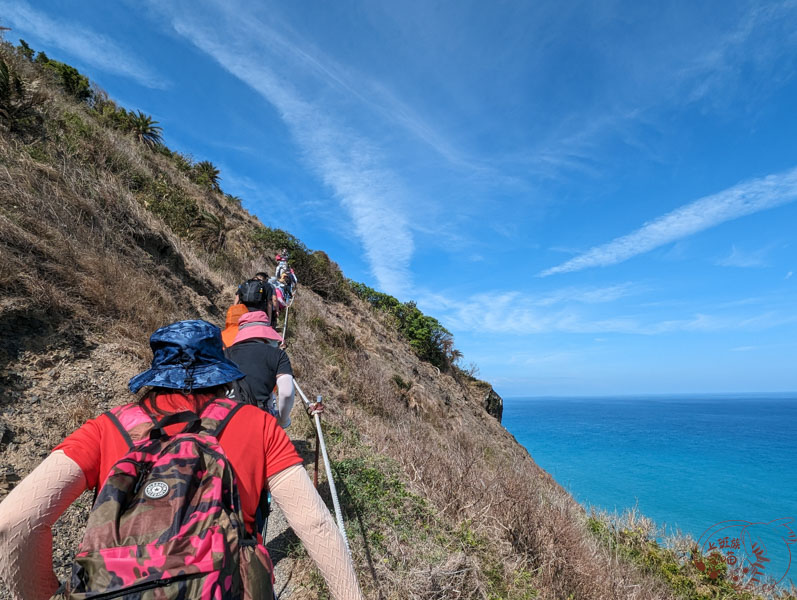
293;379;351;553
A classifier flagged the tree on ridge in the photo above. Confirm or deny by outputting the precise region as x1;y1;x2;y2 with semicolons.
130;110;163;149
194;160;221;191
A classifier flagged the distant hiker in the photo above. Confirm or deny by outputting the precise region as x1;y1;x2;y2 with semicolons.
276;270;297;307
278;272;293;306
274;249;289;280
225;311;295;428
285;268;298;297
234;272;274;324
269;276;288;326
221;302;249;348
0;319;363;600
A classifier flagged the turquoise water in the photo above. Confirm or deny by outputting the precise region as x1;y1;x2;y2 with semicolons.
502;394;797;587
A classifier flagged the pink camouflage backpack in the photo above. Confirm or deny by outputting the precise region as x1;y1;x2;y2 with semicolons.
62;398;273;600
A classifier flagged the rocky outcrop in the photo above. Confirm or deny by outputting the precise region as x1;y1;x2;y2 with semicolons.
483;386;503;422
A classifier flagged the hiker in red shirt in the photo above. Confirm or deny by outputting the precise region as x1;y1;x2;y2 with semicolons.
0;320;362;600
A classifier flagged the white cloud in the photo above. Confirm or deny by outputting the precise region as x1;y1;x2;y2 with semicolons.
516;2;797;181
716;244;771;268
165;8;414;293
533;283;638;306
540;166;797;276
0;0;166;89
787;271;794;280
421;285;797;336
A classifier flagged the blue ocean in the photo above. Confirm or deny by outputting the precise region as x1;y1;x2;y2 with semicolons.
503;394;797;588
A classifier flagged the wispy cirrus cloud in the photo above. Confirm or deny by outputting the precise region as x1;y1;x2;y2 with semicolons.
540;166;797;276
533;283;638;306
177;0;473;171
421;283;797;336
477;304;796;336
0;0;166;89
716;244;773;268
677;1;797;107
160;5;414;293
515;2;797;181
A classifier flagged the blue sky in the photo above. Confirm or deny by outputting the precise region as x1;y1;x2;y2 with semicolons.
5;0;796;396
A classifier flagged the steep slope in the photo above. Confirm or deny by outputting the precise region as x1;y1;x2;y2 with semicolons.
1;41;788;600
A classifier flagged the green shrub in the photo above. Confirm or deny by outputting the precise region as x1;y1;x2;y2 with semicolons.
586;515;774;600
250;226;349;300
25;144;48;162
135;175;199;236
60;111;92;138
332;457;432;552
349;281;455;370
91;93;134;132
391;374;412;391
225;194;242;208
171;152;193;173
35;51;92;102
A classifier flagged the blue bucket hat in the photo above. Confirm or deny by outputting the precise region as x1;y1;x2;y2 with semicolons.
128;320;245;394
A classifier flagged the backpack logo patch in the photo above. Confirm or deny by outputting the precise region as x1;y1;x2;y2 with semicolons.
144;480;169;499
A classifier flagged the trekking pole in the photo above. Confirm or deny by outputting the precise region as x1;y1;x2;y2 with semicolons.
293;380;350;552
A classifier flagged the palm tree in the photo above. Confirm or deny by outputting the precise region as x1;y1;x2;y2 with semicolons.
193;160;221;191
130;111;163;149
225;193;242;207
0;58;42;133
192;211;227;252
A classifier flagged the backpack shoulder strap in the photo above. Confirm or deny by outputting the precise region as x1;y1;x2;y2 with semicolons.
107;404;158;449
199;398;244;438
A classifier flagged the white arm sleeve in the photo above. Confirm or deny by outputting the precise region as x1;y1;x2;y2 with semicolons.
0;450;87;600
275;374;295;428
269;465;362;600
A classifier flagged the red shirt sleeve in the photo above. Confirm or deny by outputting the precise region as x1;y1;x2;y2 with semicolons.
263;412;303;478
53;415;106;490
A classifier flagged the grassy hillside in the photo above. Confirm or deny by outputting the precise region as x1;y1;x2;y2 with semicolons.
1;40;793;600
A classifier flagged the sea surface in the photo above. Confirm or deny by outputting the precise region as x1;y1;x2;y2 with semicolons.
502;394;797;588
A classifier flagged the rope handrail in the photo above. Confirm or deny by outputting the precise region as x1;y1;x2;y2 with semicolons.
280;286;356;571
293;379;351;553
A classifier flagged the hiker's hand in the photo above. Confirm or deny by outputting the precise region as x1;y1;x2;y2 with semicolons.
307;402;324;416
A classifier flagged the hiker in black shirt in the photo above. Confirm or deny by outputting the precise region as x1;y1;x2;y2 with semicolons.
225;311;295;428
234;272;275;324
